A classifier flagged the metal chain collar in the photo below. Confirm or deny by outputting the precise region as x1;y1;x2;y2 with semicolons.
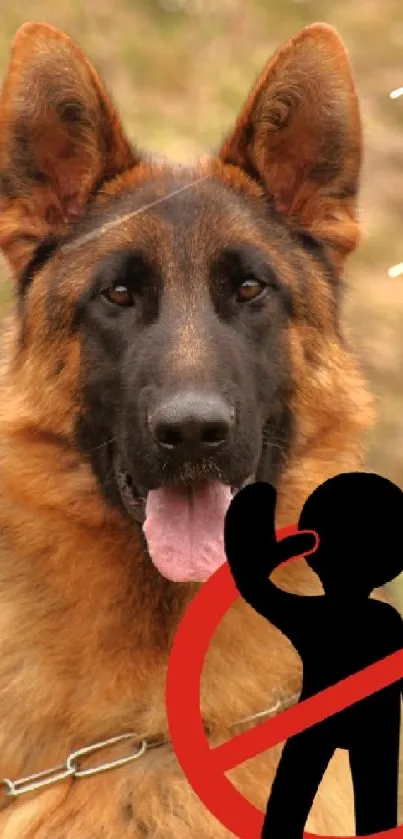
0;692;299;807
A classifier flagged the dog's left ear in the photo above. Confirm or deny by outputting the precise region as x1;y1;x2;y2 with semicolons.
220;23;361;269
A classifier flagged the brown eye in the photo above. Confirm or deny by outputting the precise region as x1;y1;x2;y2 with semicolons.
236;279;266;303
103;284;134;307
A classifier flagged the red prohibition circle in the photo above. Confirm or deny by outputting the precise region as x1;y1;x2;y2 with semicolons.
166;523;403;839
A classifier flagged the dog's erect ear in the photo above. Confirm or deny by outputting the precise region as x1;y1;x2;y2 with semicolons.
220;23;361;268
0;23;137;273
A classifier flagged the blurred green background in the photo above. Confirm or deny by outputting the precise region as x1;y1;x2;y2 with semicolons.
0;0;403;600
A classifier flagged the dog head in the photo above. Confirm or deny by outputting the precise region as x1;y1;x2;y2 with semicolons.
0;22;365;582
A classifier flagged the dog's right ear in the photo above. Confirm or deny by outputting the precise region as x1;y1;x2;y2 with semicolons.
0;23;137;274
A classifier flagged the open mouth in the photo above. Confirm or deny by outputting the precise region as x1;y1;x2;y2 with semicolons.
114;452;252;584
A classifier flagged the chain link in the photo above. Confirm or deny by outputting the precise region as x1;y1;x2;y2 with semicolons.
0;692;299;807
1;763;75;798
0;733;155;804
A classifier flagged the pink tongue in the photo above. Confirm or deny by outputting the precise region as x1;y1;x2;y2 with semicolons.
143;482;233;582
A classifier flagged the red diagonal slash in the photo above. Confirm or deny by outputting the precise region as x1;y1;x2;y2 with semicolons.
166;523;403;839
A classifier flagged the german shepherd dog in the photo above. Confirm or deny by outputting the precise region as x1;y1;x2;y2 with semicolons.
0;20;373;838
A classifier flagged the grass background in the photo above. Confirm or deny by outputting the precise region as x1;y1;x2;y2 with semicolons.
0;0;403;598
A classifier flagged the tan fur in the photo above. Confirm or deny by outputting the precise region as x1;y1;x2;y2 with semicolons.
0;21;374;838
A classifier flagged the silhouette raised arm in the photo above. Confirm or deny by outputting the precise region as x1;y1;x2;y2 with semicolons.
224;482;318;639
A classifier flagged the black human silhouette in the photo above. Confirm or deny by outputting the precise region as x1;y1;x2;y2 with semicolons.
223;472;403;838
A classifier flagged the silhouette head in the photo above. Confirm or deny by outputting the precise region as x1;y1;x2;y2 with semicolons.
298;472;403;599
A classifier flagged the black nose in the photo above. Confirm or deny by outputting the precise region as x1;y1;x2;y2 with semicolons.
150;392;235;456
